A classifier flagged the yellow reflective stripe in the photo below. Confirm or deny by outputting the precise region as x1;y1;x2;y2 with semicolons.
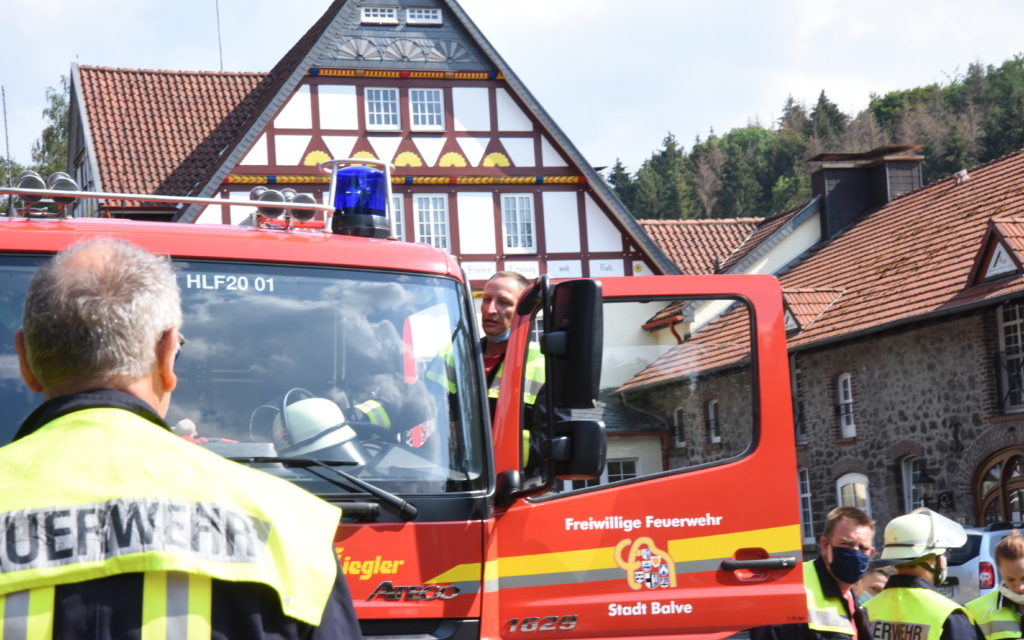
427;523;800;582
978;620;1020;639
354;400;392;429
142;572;212;640
142;572;169;640
1;587;54;640
186;575;212;640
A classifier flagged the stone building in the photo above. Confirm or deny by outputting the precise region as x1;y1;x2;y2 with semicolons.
634;146;1024;548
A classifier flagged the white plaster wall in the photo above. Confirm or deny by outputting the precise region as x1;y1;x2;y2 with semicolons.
318;85;358;130
744;213;821;275
540;137;567;167
542;191;580;253
274;135;311;166
607;435;664;477
454;138;487;167
461;261;497;282
495;89;532;131
500;137;535;167
505;261;539;279
412;137;445;166
457;192;496;254
452;87;490;131
585;194;623;252
275;86;312;129
322;136;357;160
547;259;582;279
589;259;624;278
239;134;268;166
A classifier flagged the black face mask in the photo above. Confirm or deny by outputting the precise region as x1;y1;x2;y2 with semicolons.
829;546;871;583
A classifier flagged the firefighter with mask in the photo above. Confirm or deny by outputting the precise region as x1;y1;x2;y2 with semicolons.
865;507;982;640
965;530;1024;640
751;506;875;640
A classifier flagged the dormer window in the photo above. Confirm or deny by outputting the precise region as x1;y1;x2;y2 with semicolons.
406;8;443;25
361;7;399;25
986;243;1018;279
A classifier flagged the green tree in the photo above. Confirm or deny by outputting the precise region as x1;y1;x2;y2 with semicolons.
606;159;636;214
809;91;849;149
30;75;69;178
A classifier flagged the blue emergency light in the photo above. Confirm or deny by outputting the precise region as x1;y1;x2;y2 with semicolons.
331;165;390;238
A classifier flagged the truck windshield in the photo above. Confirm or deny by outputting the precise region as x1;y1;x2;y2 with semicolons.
0;257;486;497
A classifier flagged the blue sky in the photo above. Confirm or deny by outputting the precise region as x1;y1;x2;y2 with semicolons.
3;0;1023;174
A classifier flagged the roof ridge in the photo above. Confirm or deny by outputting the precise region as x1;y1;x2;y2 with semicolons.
79;65;266;77
638;217;763;225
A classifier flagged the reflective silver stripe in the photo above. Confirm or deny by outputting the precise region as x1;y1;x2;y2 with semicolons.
165;572;190;640
2;590;29;640
354;400;391;429
806;606;855;634
979;620;1021;637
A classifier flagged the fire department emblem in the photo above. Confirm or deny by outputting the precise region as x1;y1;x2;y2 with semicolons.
614;537;678;591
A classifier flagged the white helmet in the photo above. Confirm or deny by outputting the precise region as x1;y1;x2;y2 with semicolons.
880;507;967;562
274;397;358;456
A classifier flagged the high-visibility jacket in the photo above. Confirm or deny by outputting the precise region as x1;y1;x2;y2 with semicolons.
803;560;858;636
0;393;347;638
865;578;973;640
425;340;545;405
966;590;1022;640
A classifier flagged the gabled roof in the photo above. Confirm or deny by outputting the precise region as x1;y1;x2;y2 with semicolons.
783;287;845;333
621;147;1024;391
639;218;761;275
72;66;265;205
71;0;675;272
718;198;817;273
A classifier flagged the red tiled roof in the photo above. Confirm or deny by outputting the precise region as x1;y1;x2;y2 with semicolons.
77;66;265;203
638;218;762;275
784;287;845;332
994;217;1024;256
718;199;812;272
621;148;1024;391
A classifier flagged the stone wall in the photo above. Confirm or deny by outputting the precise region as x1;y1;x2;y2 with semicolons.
794;307;1024;546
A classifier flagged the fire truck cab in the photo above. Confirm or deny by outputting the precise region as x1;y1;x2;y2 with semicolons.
0;178;806;638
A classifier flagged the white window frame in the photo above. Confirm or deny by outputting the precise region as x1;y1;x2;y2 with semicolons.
360;7;398;25
413;194;449;250
999;302;1024;411
406;7;442;25
409;88;445;131
836;472;871;516
391;194;404;241
672;406;686;448
837;373;855;438
606;458;639;483
501;194;536;254
364;87;400;131
798;468;814;543
707;399;721;444
901;456;926;511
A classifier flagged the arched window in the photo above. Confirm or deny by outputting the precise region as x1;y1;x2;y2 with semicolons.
837;373;855;438
974;448;1024;524
836;472;870;516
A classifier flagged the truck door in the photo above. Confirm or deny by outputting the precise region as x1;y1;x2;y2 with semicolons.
484;275;805;638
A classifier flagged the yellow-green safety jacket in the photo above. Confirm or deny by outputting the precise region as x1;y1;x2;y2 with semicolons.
966;590;1023;640
0;401;342;637
865;577;973;640
803;560;858;636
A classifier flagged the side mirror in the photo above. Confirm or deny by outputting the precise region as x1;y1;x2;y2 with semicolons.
541;279;603;409
550;420;606;479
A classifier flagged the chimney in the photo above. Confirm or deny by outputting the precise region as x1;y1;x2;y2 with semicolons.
809;145;923;241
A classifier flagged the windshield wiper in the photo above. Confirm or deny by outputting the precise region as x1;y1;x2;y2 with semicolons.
228;456;418;521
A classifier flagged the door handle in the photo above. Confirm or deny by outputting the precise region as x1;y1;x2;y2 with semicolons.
720;557;798;571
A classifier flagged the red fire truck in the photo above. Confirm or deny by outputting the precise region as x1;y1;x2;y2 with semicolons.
0;171;806;638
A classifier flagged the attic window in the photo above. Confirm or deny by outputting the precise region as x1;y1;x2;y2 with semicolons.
361;7;399;25
986;243;1018;279
406;8;442;25
784;309;799;333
